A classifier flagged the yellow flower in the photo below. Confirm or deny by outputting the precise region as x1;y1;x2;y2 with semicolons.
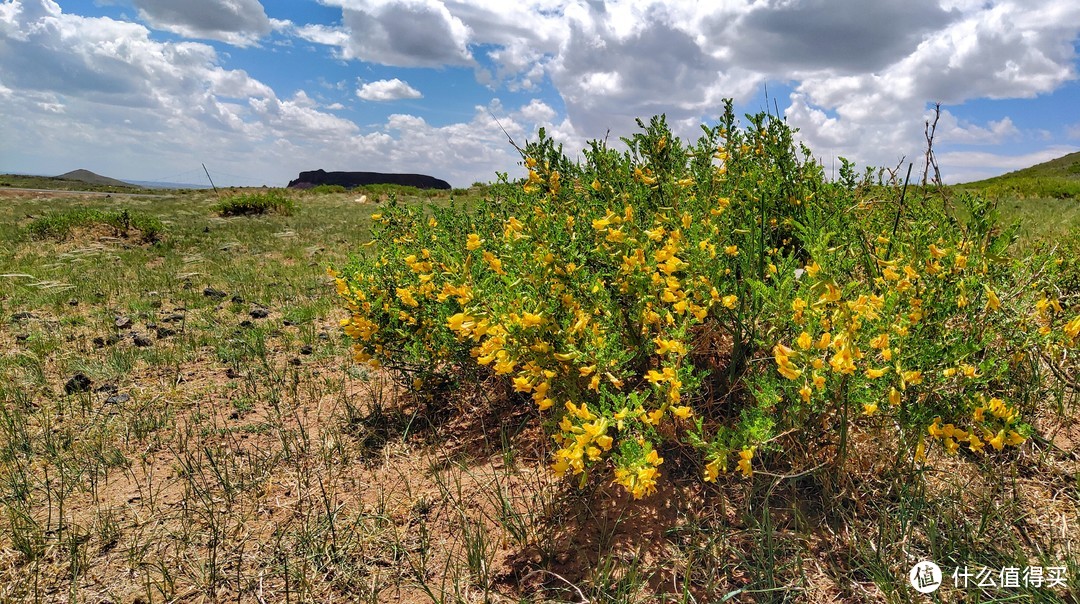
863;402;878;415
737;447;754;477
815;332;831;349
943;437;959;455
968;434;984;453
796;332;812;350
512;376;533;392
865;367;887;379
466;233;483;250
724;245;739;257
901;370;923;386
1065;315;1080;340
655;337;688;356
985;287;1001;311
828;347;855;375
722;294;738;309
703;459;722;483
888;387;901;407
672;406;692;420
989;430;1005;451
805;261;821;277
799;384;812;403
521;312;544;328
537;398;554;411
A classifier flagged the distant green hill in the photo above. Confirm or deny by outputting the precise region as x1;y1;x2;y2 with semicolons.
957;150;1080;200
0;171;150;193
55;169;134;188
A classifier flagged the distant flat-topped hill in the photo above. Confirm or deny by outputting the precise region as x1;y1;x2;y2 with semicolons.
55;169;135;188
288;169;452;190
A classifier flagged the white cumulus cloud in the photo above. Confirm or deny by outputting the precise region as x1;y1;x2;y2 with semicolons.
357;78;423;101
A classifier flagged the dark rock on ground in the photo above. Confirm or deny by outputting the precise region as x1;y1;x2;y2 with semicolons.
288;357;302;366
161;313;185;323
15;334;28;342
96;383;118;394
250;308;269;319
155;327;176;338
65;373;93;394
231;295;245;304
11;312;36;322
93;335;121;348
133;334;153;347
239;320;253;328
287;169;451;190
105;393;131;405
115;316;132;329
203;287;227;299
68;299;78;306
300;344;313;355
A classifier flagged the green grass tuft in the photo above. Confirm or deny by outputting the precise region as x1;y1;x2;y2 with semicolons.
26;208;164;242
212;190;296;216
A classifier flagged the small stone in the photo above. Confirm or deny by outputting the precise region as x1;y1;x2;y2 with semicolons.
230;295;245;304
249;308;269;319
96;384;118;394
133;334;153;347
155;327;175;338
225;367;240;379
239;320;253;328
64;373;93;394
161;313;185;323
68;298;79;306
299;344;313;355
288;357;302;366
11;311;36;322
114;316;133;329
282;319;295;326
104;393;131;405
317;332;330;340
203;287;227;299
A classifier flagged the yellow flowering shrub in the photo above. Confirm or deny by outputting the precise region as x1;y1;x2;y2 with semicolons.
334;102;1070;498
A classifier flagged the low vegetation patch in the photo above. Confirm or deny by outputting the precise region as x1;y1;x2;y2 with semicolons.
26;207;164;242
212;189;296;216
305;183;347;194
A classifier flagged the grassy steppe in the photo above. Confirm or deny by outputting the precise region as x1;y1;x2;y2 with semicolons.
0;183;1076;603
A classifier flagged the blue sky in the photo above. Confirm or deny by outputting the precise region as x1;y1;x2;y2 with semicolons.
1;0;1078;187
